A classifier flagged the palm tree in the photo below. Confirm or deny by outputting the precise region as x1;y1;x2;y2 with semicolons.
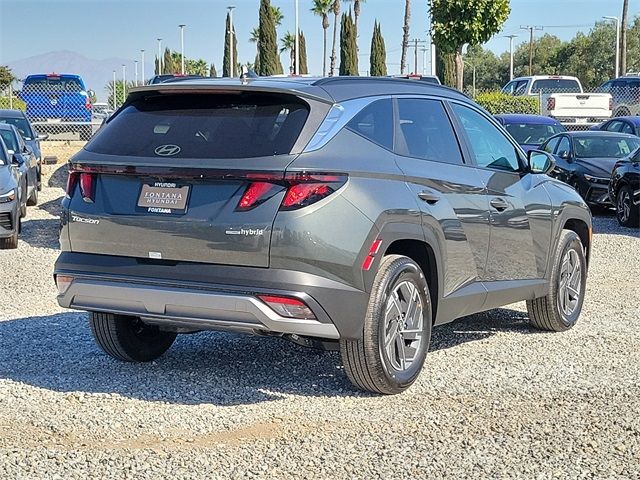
280;32;297;73
249;27;260;44
329;0;340;76
344;0;365;46
400;0;411;74
312;0;332;76
271;6;284;26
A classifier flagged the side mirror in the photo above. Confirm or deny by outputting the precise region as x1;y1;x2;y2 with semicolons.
11;155;24;166
7;149;14;156
528;149;556;174
37;134;49;141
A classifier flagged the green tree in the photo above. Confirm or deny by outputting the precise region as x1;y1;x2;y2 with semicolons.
258;0;283;75
339;11;358;75
512;34;563;78
344;0;365;51
312;0;333;76
329;0;340;76
186;59;209;76
370;21;387;76
223;12;238;77
430;0;510;89
400;0;411;74
0;66;15;89
209;63;217;77
106;80;135;110
280;31;297;73
299;31;309;74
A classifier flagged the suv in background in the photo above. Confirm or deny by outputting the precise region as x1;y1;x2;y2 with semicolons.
54;77;592;394
20;73;93;140
598;75;640;117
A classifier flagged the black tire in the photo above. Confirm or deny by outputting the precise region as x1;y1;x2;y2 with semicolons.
0;230;18;249
27;184;38;206
37;166;42;191
80;125;92;141
89;312;177;362
527;229;587;332
616;185;640;227
340;255;432;395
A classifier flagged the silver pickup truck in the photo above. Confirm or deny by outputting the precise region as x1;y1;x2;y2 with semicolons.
503;75;612;127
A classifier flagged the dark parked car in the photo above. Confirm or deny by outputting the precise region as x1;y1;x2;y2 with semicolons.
598;75;640;117
20;73;93;140
0;136;22;249
541;131;640;208
609;147;640;227
54;77;592;394
0;124;38;209
0;109;48;190
592;116;640;136
495;114;566;152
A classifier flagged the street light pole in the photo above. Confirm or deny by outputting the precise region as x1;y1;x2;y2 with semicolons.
141;50;145;85
157;38;163;74
134;60;139;86
505;35;517;81
112;70;116;109
178;24;186;74
121;64;126;104
604;16;620;77
294;0;299;75
227;7;235;77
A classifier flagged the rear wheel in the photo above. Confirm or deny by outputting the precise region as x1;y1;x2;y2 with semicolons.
340;255;432;394
89;312;177;362
527;230;586;332
27;184;38;206
616;185;640;227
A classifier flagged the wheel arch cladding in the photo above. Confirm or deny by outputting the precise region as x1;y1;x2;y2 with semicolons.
563;218;591;265
384;239;439;324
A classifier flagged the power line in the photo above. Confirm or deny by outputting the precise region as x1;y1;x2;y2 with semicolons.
520;25;544;75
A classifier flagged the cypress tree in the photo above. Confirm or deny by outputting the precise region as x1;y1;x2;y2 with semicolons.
162;48;174;74
339;10;358;76
298;31;309;75
223;12;238;77
209;63;217;77
258;0;283;75
370;21;387;76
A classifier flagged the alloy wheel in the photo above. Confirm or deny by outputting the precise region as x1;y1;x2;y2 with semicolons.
617;189;631;224
557;248;582;318
383;280;424;371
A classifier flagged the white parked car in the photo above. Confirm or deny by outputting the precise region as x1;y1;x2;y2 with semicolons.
502;75;612;127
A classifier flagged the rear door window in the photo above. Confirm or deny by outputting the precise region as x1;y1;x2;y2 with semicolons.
346;99;393;150
86;93;310;159
620;122;635;135
396;98;463;164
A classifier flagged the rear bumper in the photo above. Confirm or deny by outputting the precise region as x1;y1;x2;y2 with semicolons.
54;252;370;339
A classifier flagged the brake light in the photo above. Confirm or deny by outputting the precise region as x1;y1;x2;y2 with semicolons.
547;97;556;110
257;295;316;319
280;173;347;210
237;182;280;210
79;173;95;202
65;171;79;198
85;97;92;110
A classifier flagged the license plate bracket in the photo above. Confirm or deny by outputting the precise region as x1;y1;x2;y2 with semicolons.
137;183;190;214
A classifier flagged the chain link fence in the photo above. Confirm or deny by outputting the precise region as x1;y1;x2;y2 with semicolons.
0;79;106;141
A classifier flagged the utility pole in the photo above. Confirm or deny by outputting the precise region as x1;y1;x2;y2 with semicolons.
520;25;543;76
141;50;145;85
504;34;517;80
157;38;163;74
134;60;139;86
121;64;126;105
603;16;620;77
410;39;427;75
112;70;116;109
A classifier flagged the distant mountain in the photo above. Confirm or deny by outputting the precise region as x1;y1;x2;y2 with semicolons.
7;50;155;101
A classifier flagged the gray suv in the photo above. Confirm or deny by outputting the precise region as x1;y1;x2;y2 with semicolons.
55;77;592;394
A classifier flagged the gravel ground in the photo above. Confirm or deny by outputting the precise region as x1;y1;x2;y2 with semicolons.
0;169;639;479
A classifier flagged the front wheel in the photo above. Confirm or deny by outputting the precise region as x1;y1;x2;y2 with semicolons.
616;185;640;227
527;229;587;332
89;312;177;362
340;255;432;394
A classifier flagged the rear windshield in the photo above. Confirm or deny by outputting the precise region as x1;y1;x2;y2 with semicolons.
23;76;84;92
86;93;310;159
504;122;565;145
531;79;581;93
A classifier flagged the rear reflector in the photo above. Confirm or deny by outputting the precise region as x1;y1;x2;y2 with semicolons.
257;295;316;319
362;238;383;271
55;275;74;295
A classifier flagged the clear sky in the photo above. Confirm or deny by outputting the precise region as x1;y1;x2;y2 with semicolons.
1;0;638;75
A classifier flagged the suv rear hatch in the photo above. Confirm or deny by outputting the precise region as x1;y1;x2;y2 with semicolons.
66;89;328;267
22;74;90;121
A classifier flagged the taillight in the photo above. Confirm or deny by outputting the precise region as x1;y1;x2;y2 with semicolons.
257;295;316;319
235;172;347;212
547;97;556;110
85;97;92;109
280;173;347;211
79;173;95;202
65;171;79;198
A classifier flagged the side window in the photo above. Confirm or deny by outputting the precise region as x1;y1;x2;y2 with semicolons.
451;103;521;172
346;99;393;150
605;121;623;132
621;122;634;135
555;136;571;157
514;81;528;95
502;81;516;94
396;98;463;164
543;137;560;154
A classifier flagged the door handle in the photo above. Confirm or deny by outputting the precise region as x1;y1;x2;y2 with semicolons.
490;197;509;211
418;191;441;204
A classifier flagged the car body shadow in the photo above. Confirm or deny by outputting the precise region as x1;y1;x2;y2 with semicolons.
20;218;60;249
0;307;541;406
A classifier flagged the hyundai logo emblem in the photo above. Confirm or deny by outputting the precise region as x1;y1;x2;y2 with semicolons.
154;144;181;156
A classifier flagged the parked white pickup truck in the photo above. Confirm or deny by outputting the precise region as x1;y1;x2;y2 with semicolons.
502;75;612;127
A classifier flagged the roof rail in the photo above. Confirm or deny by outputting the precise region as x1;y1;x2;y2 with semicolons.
312;76;467;97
